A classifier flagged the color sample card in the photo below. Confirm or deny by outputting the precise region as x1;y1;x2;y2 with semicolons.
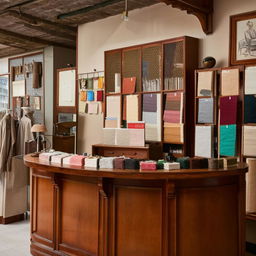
87;90;94;101
197;71;213;96
195;125;214;158
106;95;121;128
220;124;237;156
221;68;239;96
142;93;161;141
220;96;238;125
244;95;256;123
245;66;256;95
197;98;214;124
126;95;139;122
243;126;256;156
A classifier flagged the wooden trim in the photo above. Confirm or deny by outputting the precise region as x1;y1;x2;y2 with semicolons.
0;213;25;224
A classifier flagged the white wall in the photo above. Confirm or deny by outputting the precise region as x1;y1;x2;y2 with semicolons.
77;0;256;154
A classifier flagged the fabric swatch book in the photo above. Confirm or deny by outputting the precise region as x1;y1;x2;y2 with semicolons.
197;98;214;124
221;68;239;96
220;124;237;156
126;95;139;122
197;71;213;96
106;95;121;128
245;66;256;95
219;96;238;125
195;125;214;158
243;126;256;156
122;77;136;94
244;95;256;123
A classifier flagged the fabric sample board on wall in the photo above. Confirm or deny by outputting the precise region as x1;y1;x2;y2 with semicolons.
197;98;214;124
243;126;256;156
221;68;239;96
219;96;238;125
244;95;256;123
246;158;256;213
126;95;139;122
106;95;121;128
195;125;214;158
163;92;183;123
245;66;256;95
142;93;161;141
122;77;136;94
220;124;237;156
164;123;184;143
197;71;213;96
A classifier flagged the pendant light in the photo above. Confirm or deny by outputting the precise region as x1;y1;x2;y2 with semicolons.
122;0;129;21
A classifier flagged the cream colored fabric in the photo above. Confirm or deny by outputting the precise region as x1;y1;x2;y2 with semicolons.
0;156;28;218
243;126;256;157
16;116;34;156
246;158;256;213
0;114;16;173
221;68;239;96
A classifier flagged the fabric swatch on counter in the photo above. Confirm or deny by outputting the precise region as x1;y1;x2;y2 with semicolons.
220;124;236;156
220;96;238;125
195;125;214;158
244;95;256;123
197;98;214;124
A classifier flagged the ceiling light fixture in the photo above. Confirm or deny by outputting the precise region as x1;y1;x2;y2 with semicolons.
122;0;128;21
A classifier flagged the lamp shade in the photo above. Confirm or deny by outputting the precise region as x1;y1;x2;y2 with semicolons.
31;124;47;133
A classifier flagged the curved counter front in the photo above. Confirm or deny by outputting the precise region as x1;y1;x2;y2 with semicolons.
24;155;247;256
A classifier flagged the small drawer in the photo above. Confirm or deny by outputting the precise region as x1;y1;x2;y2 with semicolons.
102;148;148;159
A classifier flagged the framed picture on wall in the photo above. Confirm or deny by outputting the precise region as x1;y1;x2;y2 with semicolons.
230;11;256;65
30;96;41;110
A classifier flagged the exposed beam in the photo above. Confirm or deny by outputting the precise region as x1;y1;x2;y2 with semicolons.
3;0;39;10
57;0;124;20
0;47;27;58
160;0;213;34
23;23;76;41
0;28;75;49
6;10;77;35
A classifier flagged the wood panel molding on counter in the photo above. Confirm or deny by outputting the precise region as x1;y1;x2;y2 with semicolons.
24;154;247;256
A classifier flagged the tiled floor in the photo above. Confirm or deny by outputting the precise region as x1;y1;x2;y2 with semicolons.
0;219;254;256
0;219;30;256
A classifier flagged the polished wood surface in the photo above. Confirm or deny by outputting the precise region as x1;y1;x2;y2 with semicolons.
24;154;247;256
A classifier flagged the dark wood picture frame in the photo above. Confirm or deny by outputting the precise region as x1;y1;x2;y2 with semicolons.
230;11;256;66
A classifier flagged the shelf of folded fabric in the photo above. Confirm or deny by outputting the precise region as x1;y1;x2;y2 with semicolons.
246;212;256;221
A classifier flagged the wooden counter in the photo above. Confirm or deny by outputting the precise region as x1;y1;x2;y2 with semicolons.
24;154;247;256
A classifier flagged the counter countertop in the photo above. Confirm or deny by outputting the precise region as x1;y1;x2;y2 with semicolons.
24;154;248;180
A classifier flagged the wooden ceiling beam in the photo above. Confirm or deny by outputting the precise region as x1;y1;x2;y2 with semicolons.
160;0;213;34
0;47;27;58
0;28;75;49
57;0;124;20
6;10;77;35
23;23;76;41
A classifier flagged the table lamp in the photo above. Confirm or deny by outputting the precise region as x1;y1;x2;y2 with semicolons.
31;124;47;157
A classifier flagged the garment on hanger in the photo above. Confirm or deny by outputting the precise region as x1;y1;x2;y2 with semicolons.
16;115;34;155
0;114;16;173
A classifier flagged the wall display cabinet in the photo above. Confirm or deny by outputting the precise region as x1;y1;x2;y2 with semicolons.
104;36;199;157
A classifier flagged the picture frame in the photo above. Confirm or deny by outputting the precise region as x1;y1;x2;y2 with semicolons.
230;11;256;65
30;96;41;110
